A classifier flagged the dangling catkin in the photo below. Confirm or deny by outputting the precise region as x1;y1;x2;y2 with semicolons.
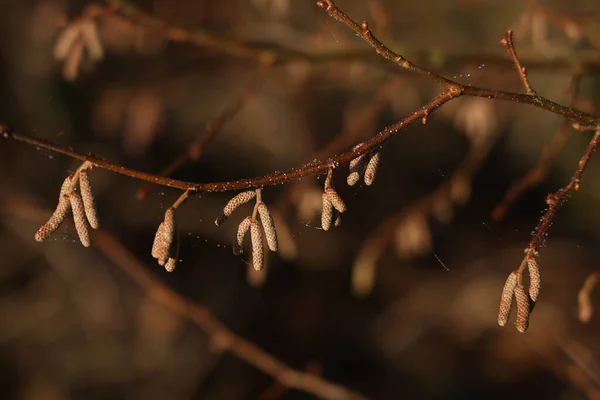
497;271;518;327
215;190;256;226
347;154;367;186
234;217;252;256
364;152;380;186
527;256;541;302
35;176;72;242
151;222;166;259
79;170;99;229
321;195;333;231
250;219;264;271
324;188;346;213
157;208;175;266
69;192;91;247
257;202;278;252
514;284;530;333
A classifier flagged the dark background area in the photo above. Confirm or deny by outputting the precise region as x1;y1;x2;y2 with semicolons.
1;0;600;399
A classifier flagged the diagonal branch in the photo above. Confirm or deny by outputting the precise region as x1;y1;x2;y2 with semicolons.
1;198;367;400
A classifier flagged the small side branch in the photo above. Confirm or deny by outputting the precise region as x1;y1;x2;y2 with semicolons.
501;31;536;95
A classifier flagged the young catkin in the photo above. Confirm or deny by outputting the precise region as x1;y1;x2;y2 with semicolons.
151;222;166;259
250;220;264;271
157;208;175;266
514;284;530;333
35;177;72;242
234;217;252;256
79;170;99;229
363;152;380;186
69;192;91;247
527;256;541;302
215;190;256;226
324;188;346;213
347;154;367;186
321;195;333;231
257;203;278;252
497;271;518;327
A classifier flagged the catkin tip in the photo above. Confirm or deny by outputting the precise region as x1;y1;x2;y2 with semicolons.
234;217;252;256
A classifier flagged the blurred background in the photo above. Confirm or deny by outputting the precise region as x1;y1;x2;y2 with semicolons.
1;0;600;398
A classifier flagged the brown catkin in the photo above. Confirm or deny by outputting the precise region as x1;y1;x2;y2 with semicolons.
364;152;380;186
35;177;72;242
79;170;99;229
321;195;333;231
514;284;530;333
157;208;175;266
234;217;252;256
215;190;256;226
69;192;91;247
324;188;346;213
250;220;264;271
498;271;518;327
257;203;278;252
151;222;165;259
347;154;367;186
527;256;541;302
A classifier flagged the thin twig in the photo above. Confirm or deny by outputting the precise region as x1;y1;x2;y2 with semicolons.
500;31;536;94
528;129;600;253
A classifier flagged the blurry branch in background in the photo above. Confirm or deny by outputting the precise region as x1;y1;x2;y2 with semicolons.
352;124;495;297
492;71;582;221
50;0;600;82
1;198;366;400
578;272;599;324
135;64;272;200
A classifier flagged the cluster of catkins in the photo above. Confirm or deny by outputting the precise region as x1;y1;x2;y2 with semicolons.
497;251;541;333
215;190;278;272
35;163;99;246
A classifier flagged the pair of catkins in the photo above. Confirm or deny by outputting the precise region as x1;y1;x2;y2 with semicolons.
35;164;99;246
